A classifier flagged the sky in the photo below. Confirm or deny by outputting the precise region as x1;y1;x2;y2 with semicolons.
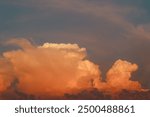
0;0;150;99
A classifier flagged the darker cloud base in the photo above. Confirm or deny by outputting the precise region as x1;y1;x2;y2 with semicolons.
0;88;150;100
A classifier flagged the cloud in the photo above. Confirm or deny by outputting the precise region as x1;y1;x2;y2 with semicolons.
0;58;14;92
8;0;150;40
105;59;142;93
0;39;145;99
1;39;101;97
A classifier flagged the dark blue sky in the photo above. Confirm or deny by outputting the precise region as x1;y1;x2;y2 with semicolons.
0;0;150;88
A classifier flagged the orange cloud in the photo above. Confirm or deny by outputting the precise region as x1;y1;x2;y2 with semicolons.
105;59;142;93
0;58;14;92
0;39;145;98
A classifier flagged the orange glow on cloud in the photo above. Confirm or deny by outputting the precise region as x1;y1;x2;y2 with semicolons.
105;60;141;93
0;39;144;97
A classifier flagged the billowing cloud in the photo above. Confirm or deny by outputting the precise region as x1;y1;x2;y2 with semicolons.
105;60;142;93
0;39;146;99
1;39;101;97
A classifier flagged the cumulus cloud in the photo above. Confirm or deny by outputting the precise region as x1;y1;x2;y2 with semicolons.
1;39;101;97
105;60;142;93
0;39;146;99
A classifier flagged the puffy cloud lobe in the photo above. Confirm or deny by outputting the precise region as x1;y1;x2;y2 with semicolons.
0;39;144;98
105;60;142;93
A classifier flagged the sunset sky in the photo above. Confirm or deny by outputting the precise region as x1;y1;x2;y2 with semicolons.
0;0;150;99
